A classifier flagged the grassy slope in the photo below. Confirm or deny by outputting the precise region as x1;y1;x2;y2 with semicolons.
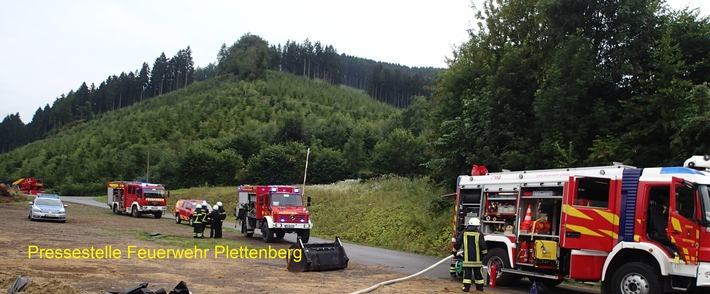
163;177;454;257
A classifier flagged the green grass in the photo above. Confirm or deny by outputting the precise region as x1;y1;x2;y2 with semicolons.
94;195;107;203
307;176;452;256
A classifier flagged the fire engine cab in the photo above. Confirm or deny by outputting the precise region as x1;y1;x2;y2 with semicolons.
452;156;710;293
236;185;312;243
107;181;168;219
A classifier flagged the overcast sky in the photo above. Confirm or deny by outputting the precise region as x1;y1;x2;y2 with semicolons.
1;0;708;124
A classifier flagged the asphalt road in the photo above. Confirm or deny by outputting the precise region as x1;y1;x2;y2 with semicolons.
61;196;599;294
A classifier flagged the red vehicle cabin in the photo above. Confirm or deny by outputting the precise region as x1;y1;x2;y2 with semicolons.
107;181;167;218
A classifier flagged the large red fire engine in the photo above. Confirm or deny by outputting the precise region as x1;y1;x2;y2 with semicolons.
236;185;312;243
452;155;710;293
107;181;168;218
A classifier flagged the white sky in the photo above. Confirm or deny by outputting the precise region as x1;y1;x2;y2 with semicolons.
1;0;708;124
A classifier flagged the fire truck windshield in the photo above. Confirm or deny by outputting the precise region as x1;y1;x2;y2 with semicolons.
270;193;303;207
700;185;710;223
143;188;166;197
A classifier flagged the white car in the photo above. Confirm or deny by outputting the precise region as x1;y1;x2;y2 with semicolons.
28;194;67;222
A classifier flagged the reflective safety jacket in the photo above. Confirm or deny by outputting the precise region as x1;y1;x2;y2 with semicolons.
193;208;203;224
218;206;226;222
454;226;488;267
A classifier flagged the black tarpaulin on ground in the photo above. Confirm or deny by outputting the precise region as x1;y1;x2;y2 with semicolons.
104;281;190;294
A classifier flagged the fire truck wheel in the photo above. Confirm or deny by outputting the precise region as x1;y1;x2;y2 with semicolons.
261;222;275;243
612;262;661;294
174;214;181;224
298;230;310;243
242;222;253;237
275;230;285;239
112;205;119;214
153;212;162;219
131;206;140;218
484;248;520;286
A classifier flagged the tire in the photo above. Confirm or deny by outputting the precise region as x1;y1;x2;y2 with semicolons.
112;204;119;215
261;221;275;243
131;206;140;218
174;214;181;224
298;230;310;243
484;248;520;286
275;230;286;239
611;262;662;294
153;212;162;219
242;221;253;238
541;278;564;288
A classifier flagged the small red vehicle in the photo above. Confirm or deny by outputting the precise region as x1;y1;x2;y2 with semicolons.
173;199;212;226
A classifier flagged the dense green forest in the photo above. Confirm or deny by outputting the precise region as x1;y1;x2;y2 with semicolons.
1;0;710;195
0;38;439;154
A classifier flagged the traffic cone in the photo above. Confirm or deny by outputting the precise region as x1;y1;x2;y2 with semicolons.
521;205;533;233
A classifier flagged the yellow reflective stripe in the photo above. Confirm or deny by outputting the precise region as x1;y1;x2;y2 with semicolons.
565;224;603;237
463;279;472;284
671;218;682;232
563;205;593;220
595;210;619;225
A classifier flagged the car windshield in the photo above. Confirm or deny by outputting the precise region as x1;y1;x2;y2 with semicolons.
270;193;303;206
144;188;166;197
35;198;63;207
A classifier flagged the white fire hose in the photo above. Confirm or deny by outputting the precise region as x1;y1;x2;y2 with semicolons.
349;256;453;294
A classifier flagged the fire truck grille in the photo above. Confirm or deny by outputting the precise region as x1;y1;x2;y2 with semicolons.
283;215;308;222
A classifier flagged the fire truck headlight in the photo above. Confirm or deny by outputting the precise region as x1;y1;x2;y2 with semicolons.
300;219;304;223
280;218;285;222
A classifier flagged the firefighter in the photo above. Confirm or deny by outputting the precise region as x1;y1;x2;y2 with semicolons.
454;218;487;292
216;201;226;238
208;205;221;238
193;204;203;238
197;204;208;238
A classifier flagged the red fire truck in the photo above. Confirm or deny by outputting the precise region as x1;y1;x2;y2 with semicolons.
236;185;312;243
107;181;168;218
451;155;710;293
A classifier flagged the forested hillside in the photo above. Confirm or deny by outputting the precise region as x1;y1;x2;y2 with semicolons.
0;71;430;194
1;38;439;154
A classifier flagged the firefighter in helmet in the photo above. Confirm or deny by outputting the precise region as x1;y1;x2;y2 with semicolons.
454;217;487;292
216;201;226;239
193;204;203;238
208;204;221;238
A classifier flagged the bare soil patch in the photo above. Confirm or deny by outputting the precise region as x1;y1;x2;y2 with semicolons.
0;201;507;293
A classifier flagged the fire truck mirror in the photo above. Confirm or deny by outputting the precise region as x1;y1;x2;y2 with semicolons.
167;191;170;198
307;196;312;207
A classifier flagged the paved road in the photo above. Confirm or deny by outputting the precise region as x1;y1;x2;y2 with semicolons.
62;196;599;294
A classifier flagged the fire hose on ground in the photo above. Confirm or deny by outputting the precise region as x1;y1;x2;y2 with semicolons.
349;256;453;294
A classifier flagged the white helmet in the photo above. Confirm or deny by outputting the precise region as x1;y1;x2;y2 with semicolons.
196;204;202;209
217;202;223;206
468;218;481;226
213;205;219;210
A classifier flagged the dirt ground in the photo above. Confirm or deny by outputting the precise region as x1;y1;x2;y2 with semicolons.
0;196;507;294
